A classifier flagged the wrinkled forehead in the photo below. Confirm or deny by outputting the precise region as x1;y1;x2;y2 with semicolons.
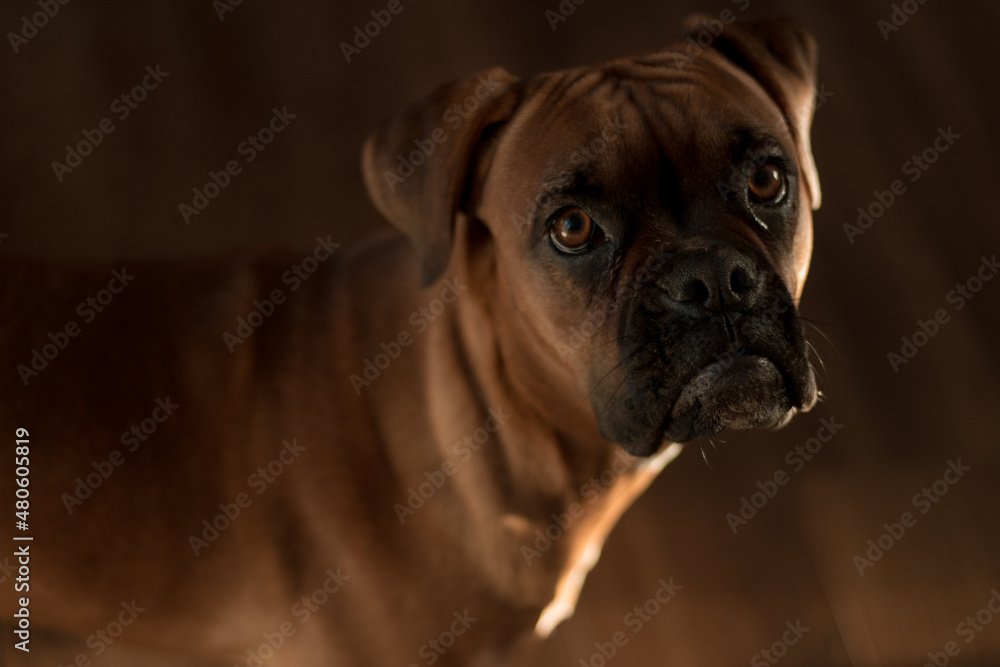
486;50;794;207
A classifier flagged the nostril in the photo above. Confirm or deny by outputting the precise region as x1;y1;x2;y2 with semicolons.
690;280;710;304
730;267;754;294
663;248;759;313
667;276;710;304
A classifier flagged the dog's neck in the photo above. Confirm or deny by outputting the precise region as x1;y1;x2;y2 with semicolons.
533;443;682;635
337;234;682;645
417;233;684;637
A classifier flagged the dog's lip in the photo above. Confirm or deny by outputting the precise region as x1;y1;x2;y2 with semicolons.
659;352;801;442
673;353;782;410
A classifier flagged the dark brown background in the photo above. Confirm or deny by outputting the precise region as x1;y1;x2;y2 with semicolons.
2;0;998;665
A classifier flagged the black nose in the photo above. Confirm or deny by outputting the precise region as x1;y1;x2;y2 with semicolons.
660;246;764;314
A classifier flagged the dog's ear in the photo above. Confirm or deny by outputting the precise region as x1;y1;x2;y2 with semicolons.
683;16;822;209
362;68;521;287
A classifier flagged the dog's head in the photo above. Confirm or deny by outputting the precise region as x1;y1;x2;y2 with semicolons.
363;17;821;456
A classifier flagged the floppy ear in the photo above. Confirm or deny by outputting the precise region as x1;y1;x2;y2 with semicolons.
683;16;822;209
362;68;522;287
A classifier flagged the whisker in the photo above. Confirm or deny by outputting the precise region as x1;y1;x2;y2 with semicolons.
805;340;827;377
576;347;643;409
600;366;640;418
587;333;639;353
796;315;840;329
802;321;840;355
699;443;713;470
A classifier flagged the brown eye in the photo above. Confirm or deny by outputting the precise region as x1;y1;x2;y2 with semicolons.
550;208;594;253
748;162;786;203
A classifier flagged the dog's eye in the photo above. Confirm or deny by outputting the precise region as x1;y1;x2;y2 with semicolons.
748;162;786;203
549;208;595;254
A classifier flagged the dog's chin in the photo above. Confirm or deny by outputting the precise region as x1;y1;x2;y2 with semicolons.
662;355;794;443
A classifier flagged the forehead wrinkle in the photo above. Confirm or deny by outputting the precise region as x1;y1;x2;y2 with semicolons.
551;68;621;113
527;167;607;225
615;79;750;231
520;80;639;176
607;49;728;83
538;169;577;194
518;68;621;141
620;81;699;169
615;50;782;131
622;61;793;177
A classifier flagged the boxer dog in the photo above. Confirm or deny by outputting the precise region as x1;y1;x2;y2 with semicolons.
1;15;821;666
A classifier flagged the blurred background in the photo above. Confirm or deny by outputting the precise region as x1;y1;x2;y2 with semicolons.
2;0;998;664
